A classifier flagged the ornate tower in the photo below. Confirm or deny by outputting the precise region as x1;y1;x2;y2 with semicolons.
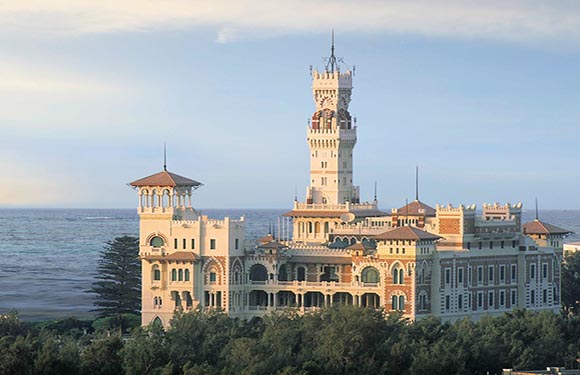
306;36;359;205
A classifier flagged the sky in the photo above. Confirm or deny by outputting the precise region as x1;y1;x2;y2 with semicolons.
0;0;579;210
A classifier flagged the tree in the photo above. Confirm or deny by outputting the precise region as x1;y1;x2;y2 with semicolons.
562;252;580;315
90;236;141;333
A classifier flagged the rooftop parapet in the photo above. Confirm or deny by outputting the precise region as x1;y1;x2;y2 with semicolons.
312;69;352;88
293;201;378;211
436;203;477;214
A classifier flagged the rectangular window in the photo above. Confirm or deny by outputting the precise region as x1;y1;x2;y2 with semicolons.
500;291;505;306
530;264;536;279
477;266;483;285
183;238;186;249
235;238;239;250
477;292;483;308
445;295;450;310
174;238;178;249
489;241;493;249
530;290;535;304
468;267;472;285
469;293;472;308
542;263;548;279
511;290;517;306
478;242;482;250
210;272;216;283
501;240;504;249
499;265;505;282
210;239;216;250
488;266;494;283
445;269;451;285
458;268;464;284
458;295;463;310
191;239;195;249
511;265;517;281
543;289;548;304
488;291;494;309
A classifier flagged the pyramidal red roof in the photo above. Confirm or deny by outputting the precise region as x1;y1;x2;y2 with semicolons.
523;220;570;235
130;170;202;187
396;200;436;216
374;226;442;241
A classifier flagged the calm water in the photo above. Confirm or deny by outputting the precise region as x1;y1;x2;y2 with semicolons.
0;208;578;320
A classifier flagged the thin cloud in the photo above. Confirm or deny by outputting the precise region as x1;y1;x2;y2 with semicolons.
0;60;119;94
0;1;579;47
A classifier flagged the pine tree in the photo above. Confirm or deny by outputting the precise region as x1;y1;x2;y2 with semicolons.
90;236;141;332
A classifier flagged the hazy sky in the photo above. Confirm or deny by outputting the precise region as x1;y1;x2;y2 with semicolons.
1;1;579;210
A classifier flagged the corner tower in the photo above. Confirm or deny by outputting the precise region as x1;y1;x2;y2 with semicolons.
306;37;358;205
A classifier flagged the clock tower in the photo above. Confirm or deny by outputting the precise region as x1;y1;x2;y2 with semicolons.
306;36;358;205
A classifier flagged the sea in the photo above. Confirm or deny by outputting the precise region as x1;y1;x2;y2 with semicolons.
1;208;579;321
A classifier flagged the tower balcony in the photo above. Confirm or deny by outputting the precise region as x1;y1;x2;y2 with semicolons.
307;127;357;141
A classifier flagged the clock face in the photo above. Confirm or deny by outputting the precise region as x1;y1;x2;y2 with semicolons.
318;95;335;109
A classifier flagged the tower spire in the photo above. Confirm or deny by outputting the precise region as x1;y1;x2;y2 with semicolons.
163;143;167;171
415;165;419;201
326;29;337;73
535;197;539;220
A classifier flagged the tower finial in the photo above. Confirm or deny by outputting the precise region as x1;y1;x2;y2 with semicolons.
415;165;419;201
325;29;337;73
535;197;539;220
163;143;167;171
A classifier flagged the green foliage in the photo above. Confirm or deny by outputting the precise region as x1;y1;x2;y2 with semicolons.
562;252;580;315
2;306;580;374
81;334;124;375
122;323;169;375
89;236;141;332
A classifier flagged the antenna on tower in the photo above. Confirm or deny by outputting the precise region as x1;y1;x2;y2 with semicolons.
353;65;356;77
535;197;539;220
415;165;419;201
325;29;338;73
374;180;377;202
309;65;313;77
294;186;298;201
163;142;167;171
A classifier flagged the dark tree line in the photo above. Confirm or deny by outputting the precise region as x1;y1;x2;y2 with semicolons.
1;306;580;375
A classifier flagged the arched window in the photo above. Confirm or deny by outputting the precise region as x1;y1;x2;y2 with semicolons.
209;272;217;283
361;267;380;283
152;265;161;281
297;266;306;282
152;317;163;326
171;269;177;281
308;222;313;234
315;222;320;234
399;295;405;310
393;268;399;284
324;222;329;234
278;265;289;281
249;264;268;282
150;236;164;247
399;269;404;284
391;295;397;310
184;269;190;282
178;269;183;281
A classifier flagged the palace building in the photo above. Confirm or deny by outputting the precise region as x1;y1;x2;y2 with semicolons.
130;41;570;327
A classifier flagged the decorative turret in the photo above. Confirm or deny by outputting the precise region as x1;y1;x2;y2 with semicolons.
129;168;202;221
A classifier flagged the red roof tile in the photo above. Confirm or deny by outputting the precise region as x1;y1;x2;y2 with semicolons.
374;226;442;241
130;170;202;187
396;200;436;216
523;220;571;235
143;251;200;262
